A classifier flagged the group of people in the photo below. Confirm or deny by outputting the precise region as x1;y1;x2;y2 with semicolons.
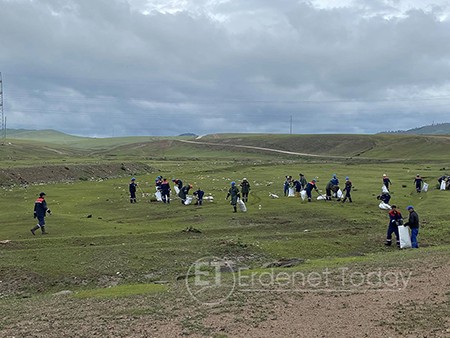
380;173;422;248
31;172;430;249
225;178;251;212
130;176;204;205
385;204;420;249
283;173;353;203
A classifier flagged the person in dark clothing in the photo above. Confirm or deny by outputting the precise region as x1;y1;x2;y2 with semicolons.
382;174;391;191
385;205;402;247
299;173;307;190
305;179;319;202
404;205;420;248
226;181;240;212
193;188;205;205
414;174;423;193
341;176;352;203
172;178;183;190
129;177;138;203
155;176;163;190
293;179;302;197
325;174;339;200
31;192;52;235
283;176;291;196
240;178;251;202
377;192;391;204
178;184;192;204
159;178;171;204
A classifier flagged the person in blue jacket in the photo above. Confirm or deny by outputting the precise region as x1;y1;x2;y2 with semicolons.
193;188;205;205
341;176;352;203
226;181;240;212
31;192;52;235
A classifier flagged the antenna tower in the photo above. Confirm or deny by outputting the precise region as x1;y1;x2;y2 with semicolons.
0;72;4;143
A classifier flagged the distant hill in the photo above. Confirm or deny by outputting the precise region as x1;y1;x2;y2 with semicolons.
6;129;86;142
380;123;450;135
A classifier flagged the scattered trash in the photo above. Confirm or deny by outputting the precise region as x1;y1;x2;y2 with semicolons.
52;290;73;296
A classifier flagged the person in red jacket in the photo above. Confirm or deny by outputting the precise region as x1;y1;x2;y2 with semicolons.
385;205;402;247
305;179;319;202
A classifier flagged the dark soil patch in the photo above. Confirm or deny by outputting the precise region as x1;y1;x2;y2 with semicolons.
0;162;155;186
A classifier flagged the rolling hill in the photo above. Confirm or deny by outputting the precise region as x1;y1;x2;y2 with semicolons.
380;122;450;135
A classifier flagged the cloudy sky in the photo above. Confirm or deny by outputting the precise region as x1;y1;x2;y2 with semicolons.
1;0;450;137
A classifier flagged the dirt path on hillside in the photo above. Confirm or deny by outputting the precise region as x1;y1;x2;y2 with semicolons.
176;139;349;159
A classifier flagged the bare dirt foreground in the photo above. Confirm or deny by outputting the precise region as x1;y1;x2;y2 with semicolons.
0;256;449;338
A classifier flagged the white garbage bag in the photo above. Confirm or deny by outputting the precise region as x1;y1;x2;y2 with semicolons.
237;198;247;212
155;191;163;202
398;225;412;249
174;186;180;195
379;202;391;210
337;189;343;199
422;183;428;192
184;196;193;205
440;180;446;190
317;195;326;200
288;187;295;197
382;185;389;194
300;190;307;201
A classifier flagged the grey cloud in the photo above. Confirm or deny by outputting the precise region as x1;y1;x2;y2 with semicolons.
1;0;450;136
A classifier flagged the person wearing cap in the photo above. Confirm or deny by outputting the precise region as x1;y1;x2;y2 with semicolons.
240;178;251;203
305;179;319;202
404;206;420;248
178;183;192;204
31;192;52;235
325;174;340;201
385;205;403;247
414;174;423;193
341;176;353;203
129;177;138;203
382;174;391;191
226;181;240;212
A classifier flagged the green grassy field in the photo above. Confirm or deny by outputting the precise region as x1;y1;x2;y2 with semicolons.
0;131;449;336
